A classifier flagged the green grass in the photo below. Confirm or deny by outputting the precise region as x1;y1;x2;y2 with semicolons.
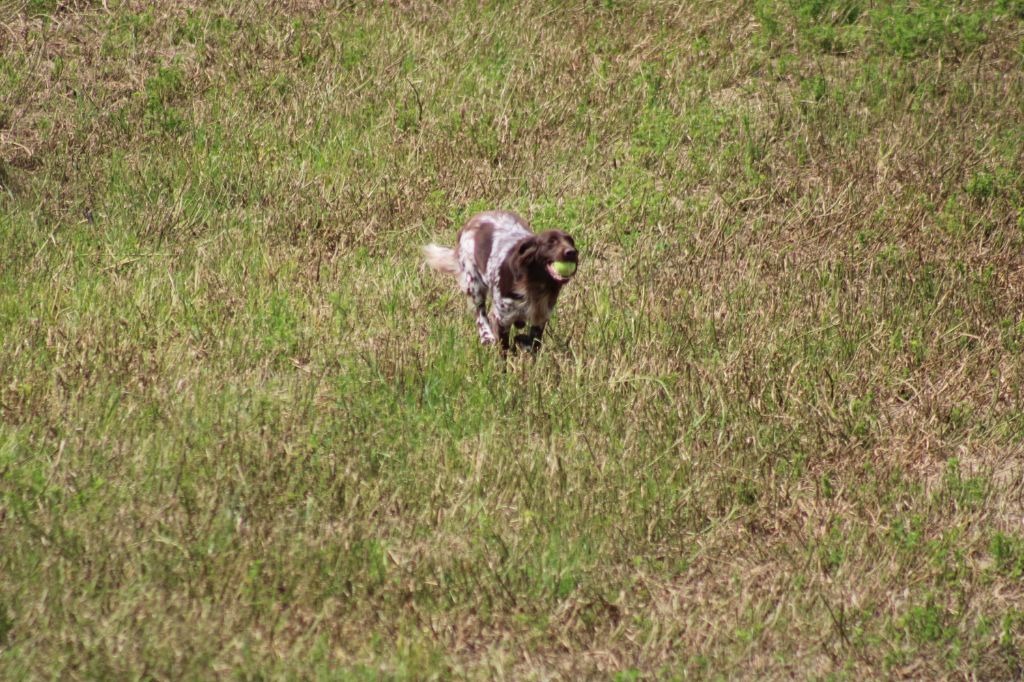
2;0;1024;678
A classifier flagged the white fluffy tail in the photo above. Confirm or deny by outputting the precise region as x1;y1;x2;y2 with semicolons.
422;244;459;275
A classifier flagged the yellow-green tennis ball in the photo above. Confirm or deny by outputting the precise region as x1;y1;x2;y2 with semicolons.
552;261;576;277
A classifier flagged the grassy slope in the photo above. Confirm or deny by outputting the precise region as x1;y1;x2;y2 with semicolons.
2;0;1024;678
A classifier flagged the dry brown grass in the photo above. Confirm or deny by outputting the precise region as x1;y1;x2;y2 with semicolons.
2;0;1024;679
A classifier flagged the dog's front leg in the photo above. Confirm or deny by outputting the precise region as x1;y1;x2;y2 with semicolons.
475;304;497;345
490;312;511;353
470;284;496;345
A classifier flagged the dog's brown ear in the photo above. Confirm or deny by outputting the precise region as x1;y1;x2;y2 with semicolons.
516;237;537;260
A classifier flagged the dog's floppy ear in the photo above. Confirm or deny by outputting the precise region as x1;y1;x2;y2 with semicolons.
516;236;537;260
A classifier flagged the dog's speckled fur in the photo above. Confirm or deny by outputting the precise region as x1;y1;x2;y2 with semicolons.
423;211;578;352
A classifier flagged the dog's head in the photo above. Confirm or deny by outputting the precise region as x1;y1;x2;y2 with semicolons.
515;230;579;285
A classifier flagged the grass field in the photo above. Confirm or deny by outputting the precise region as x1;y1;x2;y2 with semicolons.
2;0;1024;678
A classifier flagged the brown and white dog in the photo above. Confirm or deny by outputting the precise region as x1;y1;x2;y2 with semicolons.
423;211;578;352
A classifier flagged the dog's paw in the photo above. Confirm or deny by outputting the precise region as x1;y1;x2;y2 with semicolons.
479;333;497;346
514;334;540;352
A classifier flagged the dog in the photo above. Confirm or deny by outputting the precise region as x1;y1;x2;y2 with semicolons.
423;211;578;352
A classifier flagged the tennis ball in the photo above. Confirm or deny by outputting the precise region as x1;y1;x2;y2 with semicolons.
551;261;576;277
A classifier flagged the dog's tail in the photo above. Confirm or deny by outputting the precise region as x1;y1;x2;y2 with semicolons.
422;244;459;275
